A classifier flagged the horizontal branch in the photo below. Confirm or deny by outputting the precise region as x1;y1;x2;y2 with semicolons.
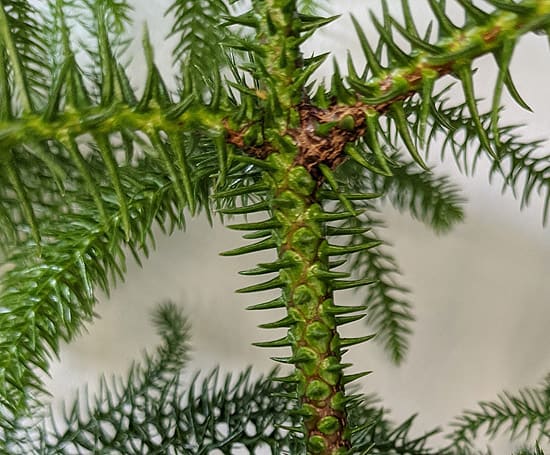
0;103;230;150
350;0;550;109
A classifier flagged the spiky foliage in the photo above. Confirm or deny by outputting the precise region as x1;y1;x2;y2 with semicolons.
1;0;550;453
167;0;230;91
448;375;550;452
5;303;446;454
514;444;546;455
344;214;415;365
367;156;466;234
3;305;548;454
0;0;49;106
421;89;550;225
332;158;466;363
0;0;233;424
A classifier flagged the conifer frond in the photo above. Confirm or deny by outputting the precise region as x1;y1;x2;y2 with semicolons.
422;90;550;225
340;212;414;365
0;97;225;248
0;139;262;424
0;0;49;108
33;0;132;105
1;0;550;451
166;0;230;91
0;141;88;252
350;401;443;454
0;159;188;426
448;375;550;451
0;0;231;254
4;301;191;454
6;349;442;454
0;0;232;249
513;443;546;455
10;366;299;451
333;155;464;364
369;154;466;234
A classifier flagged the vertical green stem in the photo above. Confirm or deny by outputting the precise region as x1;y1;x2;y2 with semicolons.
257;0;302;118
223;2;371;452
265;151;350;454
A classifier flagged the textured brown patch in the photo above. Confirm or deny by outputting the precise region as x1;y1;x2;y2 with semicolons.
287;101;368;179
224;102;371;178
224;120;273;159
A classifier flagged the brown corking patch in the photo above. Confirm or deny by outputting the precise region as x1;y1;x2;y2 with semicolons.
224;102;370;177
287;102;368;178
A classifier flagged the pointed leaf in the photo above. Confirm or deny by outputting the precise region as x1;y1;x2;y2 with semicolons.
228;219;280;231
246;297;286;311
335;314;367;326
236;277;283;293
369;11;409;65
318;163;355;214
427;0;457;36
326;241;381;256
218;200;269;215
95;135;131;238
365;111;393;175
252;337;291;348
326;225;370;236
456;65;496;158
260;315;297;329
167;131;195;213
213;182;269;198
6;158;40;245
344;143;389;176
390;103;429;169
332;277;376;291
220;237;277;256
340;334;376;348
351;14;383;77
